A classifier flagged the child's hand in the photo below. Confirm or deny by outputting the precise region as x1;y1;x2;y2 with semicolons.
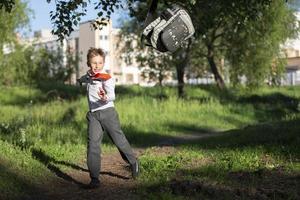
98;88;107;102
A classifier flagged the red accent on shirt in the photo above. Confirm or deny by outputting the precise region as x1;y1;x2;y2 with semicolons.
89;71;111;81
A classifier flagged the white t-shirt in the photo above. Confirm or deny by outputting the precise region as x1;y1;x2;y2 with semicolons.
87;77;115;112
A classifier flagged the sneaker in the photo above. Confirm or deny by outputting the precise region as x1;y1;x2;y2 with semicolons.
131;160;139;179
84;178;100;189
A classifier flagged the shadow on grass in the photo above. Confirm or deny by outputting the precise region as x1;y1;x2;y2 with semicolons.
165;124;218;134
182;118;300;160
237;93;299;122
31;148;130;182
31;148;86;187
187;85;299;118
1;109;299;160
102;117;300;160
0;115;87;147
100;124;220;148
0;161;48;200
2;83;172;107
237;92;298;106
140;167;299;200
1;82;86;106
37;83;172;102
34;82;86;104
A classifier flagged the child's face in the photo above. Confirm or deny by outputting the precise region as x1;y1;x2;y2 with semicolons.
89;55;104;74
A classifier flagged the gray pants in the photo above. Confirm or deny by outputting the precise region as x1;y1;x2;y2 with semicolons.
86;107;137;179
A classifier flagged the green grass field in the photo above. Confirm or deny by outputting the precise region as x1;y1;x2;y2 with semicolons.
0;83;299;199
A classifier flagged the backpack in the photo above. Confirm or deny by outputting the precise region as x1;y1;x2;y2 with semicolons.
141;0;195;53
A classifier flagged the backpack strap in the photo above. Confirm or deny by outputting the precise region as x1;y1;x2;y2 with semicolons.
141;0;159;47
149;19;167;49
144;0;159;28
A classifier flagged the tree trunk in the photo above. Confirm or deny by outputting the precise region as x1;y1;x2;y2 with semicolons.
207;47;226;90
176;65;185;98
175;39;192;98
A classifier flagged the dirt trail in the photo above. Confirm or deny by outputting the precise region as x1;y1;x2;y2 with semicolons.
24;133;220;200
22;132;299;200
34;151;141;200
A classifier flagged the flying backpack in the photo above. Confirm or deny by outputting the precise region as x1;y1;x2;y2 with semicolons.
141;0;195;53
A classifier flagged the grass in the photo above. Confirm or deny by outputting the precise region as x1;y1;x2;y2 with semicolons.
0;83;299;199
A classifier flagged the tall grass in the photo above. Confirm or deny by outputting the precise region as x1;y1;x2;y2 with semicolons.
0;84;299;199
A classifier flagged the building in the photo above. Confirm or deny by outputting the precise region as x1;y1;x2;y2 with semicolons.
281;12;300;85
282;35;300;85
282;46;300;85
31;20;142;85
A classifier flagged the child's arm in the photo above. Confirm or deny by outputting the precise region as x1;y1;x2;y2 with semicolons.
98;78;115;102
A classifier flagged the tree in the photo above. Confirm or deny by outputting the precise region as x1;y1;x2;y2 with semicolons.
0;0;31;50
0;0;32;49
136;51;174;87
0;1;295;43
1;0;297;89
0;0;32;85
0;0;15;13
0;45;33;85
226;0;299;87
119;2;192;97
119;19;175;85
164;0;298;89
112;0;298;96
32;47;78;83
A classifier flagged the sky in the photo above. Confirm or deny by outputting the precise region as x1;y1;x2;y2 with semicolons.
24;0;129;37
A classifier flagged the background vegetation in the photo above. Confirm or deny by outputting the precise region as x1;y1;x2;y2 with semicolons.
0;84;299;199
0;0;300;199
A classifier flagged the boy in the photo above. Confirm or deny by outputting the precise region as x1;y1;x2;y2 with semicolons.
79;47;139;189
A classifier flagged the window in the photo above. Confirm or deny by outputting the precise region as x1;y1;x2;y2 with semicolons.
126;74;134;83
100;35;109;40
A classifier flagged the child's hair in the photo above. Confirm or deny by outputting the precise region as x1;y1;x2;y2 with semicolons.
87;47;106;67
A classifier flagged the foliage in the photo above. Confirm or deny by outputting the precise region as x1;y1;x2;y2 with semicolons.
2;0;297;90
32;47;77;83
120;0;299;92
0;45;35;85
137;51;175;86
0;0;33;85
26;0;292;43
0;0;15;12
0;84;299;199
226;0;299;88
0;44;79;86
183;0;299;89
0;84;299;146
0;0;31;49
119;22;175;87
47;0;133;42
120;1;195;97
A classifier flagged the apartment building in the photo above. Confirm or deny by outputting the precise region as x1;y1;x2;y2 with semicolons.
282;38;300;85
282;49;300;85
280;11;300;85
31;20;141;85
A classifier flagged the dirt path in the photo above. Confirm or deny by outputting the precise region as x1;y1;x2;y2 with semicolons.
28;133;217;200
40;149;146;200
22;131;299;200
